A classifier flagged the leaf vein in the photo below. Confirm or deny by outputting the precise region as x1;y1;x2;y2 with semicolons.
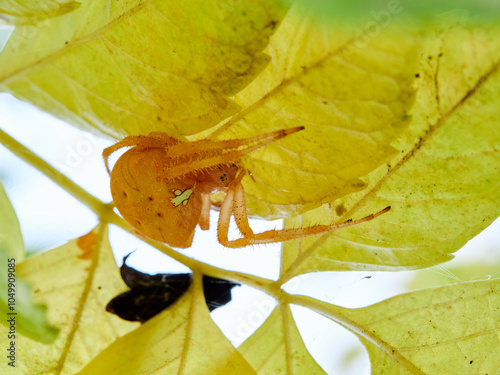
280;58;500;282
398;327;500;351
54;224;106;374
53;64;150;120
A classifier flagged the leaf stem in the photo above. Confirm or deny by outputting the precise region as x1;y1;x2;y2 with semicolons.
284;293;426;374
0;127;276;293
103;209;277;293
0;127;104;215
0;128;427;370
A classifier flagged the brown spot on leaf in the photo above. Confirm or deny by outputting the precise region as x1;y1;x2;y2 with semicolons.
77;230;97;260
335;204;346;216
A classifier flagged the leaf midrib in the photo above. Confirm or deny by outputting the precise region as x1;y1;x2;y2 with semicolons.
0;0;150;85
207;35;359;139
279;58;500;283
54;224;106;374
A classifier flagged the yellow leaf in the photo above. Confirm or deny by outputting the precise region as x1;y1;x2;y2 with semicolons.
212;8;419;217
0;180;23;258
0;3;498;373
0;0;80;25
0;224;138;374
290;279;500;374
349;280;500;374
239;305;326;374
0;180;58;344
78;273;256;375
0;0;286;138
408;261;500;290
280;16;500;278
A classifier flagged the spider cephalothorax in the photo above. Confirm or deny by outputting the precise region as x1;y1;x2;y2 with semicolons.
103;128;389;248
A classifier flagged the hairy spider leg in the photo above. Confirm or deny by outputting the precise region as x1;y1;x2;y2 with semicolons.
217;182;391;248
165;127;304;161
103;133;181;174
199;194;211;230
199;167;247;231
162;127;304;180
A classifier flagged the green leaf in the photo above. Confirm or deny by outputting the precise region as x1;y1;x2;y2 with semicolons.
280;16;500;278
277;0;500;21
239;305;326;374
0;180;58;343
78;273;256;375
0;260;59;344
0;0;286;138
0;180;23;259
0;0;80;25
0;225;137;374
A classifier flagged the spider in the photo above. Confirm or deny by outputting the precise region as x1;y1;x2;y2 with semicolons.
103;127;390;248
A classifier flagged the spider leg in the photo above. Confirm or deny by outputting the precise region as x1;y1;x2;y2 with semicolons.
217;187;239;246
103;134;180;174
164;127;304;179
199;194;211;230
167;127;303;160
218;183;390;248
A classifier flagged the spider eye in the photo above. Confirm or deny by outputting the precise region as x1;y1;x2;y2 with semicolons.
232;163;237;168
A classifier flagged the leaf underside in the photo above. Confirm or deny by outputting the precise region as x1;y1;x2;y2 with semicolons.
78;275;256;375
350;280;500;374
0;181;58;344
0;1;499;375
239;305;326;374
0;225;137;375
280;15;500;279
0;0;80;25
0;0;286;138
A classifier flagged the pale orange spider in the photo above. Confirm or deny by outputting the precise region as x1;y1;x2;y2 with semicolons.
103;127;390;248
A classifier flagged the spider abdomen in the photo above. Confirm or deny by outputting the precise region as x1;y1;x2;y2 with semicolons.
110;148;202;248
102;127;330;248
